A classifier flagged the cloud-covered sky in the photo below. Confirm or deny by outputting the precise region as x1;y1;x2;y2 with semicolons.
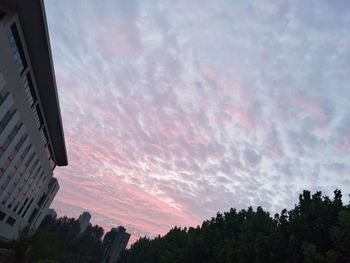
45;0;350;242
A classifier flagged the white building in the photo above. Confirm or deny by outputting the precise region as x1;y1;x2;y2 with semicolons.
0;0;67;241
78;211;91;233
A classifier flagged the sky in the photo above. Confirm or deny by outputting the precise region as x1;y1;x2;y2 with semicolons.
45;0;350;243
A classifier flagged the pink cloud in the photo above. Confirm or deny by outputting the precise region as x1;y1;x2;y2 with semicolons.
54;170;201;240
90;16;142;58
292;97;330;122
225;104;256;132
46;0;350;248
337;136;350;153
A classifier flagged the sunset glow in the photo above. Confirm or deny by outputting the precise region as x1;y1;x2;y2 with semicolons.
45;0;350;243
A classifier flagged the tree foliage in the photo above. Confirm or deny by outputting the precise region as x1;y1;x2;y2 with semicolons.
15;215;104;263
119;190;350;263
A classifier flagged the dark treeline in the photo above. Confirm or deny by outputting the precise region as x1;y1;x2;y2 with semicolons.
15;216;105;263
120;190;350;263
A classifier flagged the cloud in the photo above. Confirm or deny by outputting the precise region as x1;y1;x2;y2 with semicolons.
45;0;350;243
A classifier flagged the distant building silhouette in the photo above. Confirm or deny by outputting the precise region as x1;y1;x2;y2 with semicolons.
101;226;130;263
78;211;91;233
46;208;57;219
0;0;67;241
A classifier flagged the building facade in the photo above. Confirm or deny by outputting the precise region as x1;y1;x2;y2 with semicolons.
101;226;131;263
0;0;67;241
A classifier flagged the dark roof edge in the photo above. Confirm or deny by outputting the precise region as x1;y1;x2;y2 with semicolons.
39;0;68;166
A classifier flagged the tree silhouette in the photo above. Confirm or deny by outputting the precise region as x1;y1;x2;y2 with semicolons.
119;189;350;263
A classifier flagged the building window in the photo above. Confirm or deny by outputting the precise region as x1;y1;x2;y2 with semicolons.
2;158;11;172
17;198;28;215
40;128;48;146
0;155;12;177
0;108;16;132
0;88;9;106
0;210;6;221
24;201;35;219
1;137;11;152
25;152;36;168
8;148;17;161
6;216;16;226
28;160;40;183
6;23;27;75
21;144;32;160
13;202;20;212
22;73;36;107
32;105;44;129
9;122;22;140
14;156;22;169
7;167;16;182
14;134;27;151
5;130;25;161
29;159;39;174
1;110;12;126
2;191;10;204
0;176;10;189
37;193;47;207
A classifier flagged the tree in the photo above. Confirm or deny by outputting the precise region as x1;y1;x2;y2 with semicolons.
119;189;350;263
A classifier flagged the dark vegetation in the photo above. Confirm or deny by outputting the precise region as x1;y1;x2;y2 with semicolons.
14;216;104;263
3;189;349;262
119;190;350;263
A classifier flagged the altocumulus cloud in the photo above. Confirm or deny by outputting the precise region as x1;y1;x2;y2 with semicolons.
45;0;350;242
